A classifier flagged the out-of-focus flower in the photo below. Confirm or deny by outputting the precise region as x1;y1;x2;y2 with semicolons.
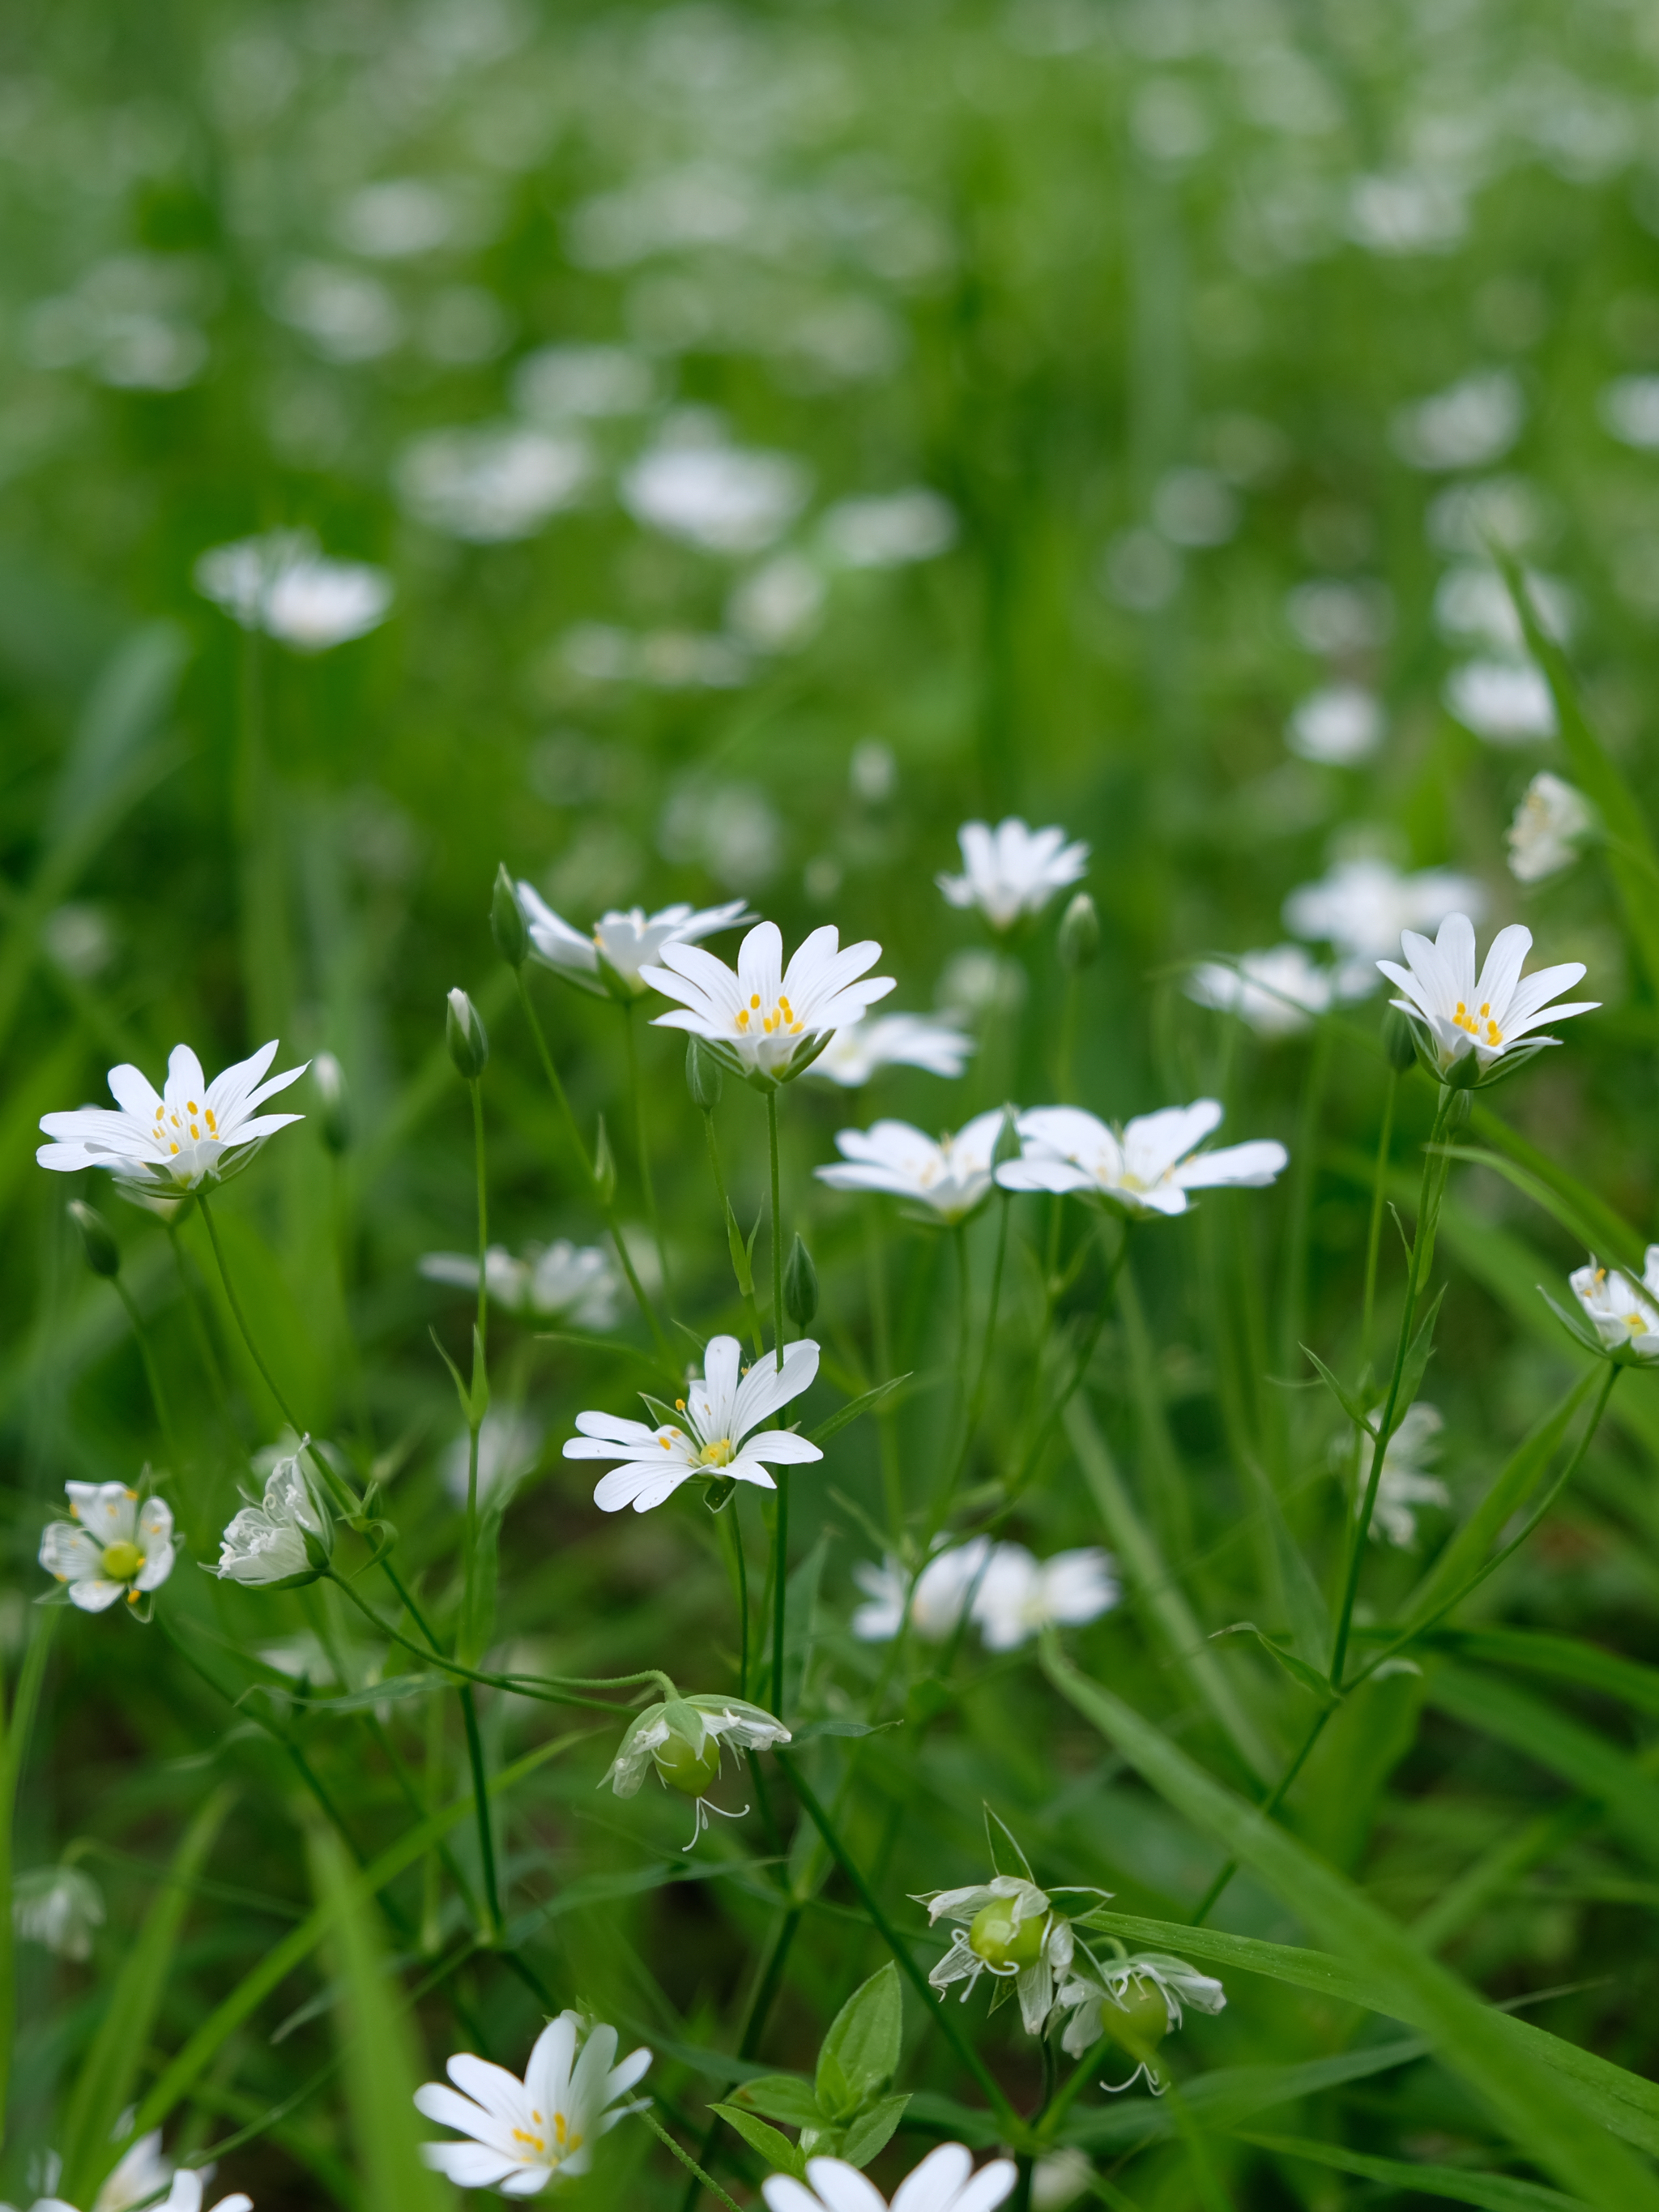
1569;1253;1659;1362
622;438;809;554
603;1693;788;1843
917;1873;1073;2037
645;921;894;1086
804;1014;974;1087
11;1865;104;1961
396;425;591;542
215;1452;331;1587
820;489;958;567
1186;946;1342;1036
272;260;402;361
1346;172;1466;255
1056;1954;1226;2086
1433;565;1573;653
39;1484;174;1616
1444;658;1558;744
39;1040;306;1194
1031;2147;1094;2210
565;1334;821;1513
852;1540;992;1643
1285;577;1393;655
513;342;657;420
761;2143;1017;2212
998;1104;1286;1217
817;1112;1006;1223
25;254;211;391
416;2013;650;2193
441;1411;544;1508
1377;914;1595;1079
936;951;1026;1023
1427;476;1555;559
727;554;825;651
335;177;465;258
938;820;1090;931
92;2130;174;2212
1392;371;1525;472
194;532;393;651
1358;1403;1449;1548
1285;683;1384;765
155;2172;253;2212
516;886;751;1001
1284;857;1486;980
970;1546;1119;1650
422;1242;621;1328
1600;375;1659;453
1152;467;1239;548
1508;773;1593;882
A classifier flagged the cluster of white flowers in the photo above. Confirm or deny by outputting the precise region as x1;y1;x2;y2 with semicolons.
852;1540;1118;1651
1;2132;253;2212
420;1240;622;1329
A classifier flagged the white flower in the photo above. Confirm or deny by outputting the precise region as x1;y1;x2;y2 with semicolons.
395;424;592;543
156;2174;253;2212
603;1693;790;1797
12;1865;104;1961
513;343;657;421
1508;773;1593;883
803;1014;974;1088
761;2142;1017;2212
1031;2148;1094;2210
1444;658;1557;745
917;1874;1074;2037
1186;946;1341;1037
564;1334;821;1514
970;1545;1120;1651
997;1104;1287;1219
416;2011;650;2194
1283;857;1486;971
1359;1403;1449;1548
215;1454;329;1587
514;885;752;1001
1392;370;1525;472
194;530;393;651
37;1040;307;1193
1056;1954;1226;2065
937;819;1089;932
1433;564;1573;653
621;438;809;555
420;1241;621;1329
1377;914;1596;1078
643;920;894;1086
90;2132;174;2212
1599;374;1659;454
1570;1252;1659;1362
816;1112;1007;1223
1284;684;1384;766
851;1540;992;1643
40;1484;174;1614
442;1411;544;1507
819;489;958;568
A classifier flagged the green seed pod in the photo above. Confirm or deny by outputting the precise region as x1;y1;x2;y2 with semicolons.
68;1200;121;1279
446;988;489;1080
491;863;529;969
685;1036;724;1112
654;1727;723;1796
784;1233;818;1330
312;1052;351;1155
1057;890;1101;971
1098;1974;1171;2056
968;1899;1048;1971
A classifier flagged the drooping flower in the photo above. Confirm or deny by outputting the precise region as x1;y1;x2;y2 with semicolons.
1283;856;1486;977
816;1112;1007;1223
416;2012;651;2195
514;885;752;1001
37;1042;307;1193
804;1014;974;1087
39;1484;174;1615
1569;1252;1659;1362
1055;1954;1226;2086
761;2142;1016;2212
194;528;393;651
1186;946;1343;1036
851;1539;992;1644
970;1545;1120;1651
1376;914;1596;1081
215;1453;332;1588
937;819;1089;932
916;1873;1075;2037
603;1693;789;1845
11;1864;105;1961
420;1241;621;1329
643;921;893;1087
564;1334;821;1513
1508;772;1592;883
997;1104;1286;1218
1358;1404;1449;1548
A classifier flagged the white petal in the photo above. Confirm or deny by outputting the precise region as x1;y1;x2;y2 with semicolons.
800;2159;886;2212
892;2143;971;2212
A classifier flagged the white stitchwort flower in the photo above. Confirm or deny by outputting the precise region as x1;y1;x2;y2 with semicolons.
1508;773;1593;883
644;920;893;1086
156;2173;253;2212
564;1334;821;1513
762;2142;1017;2212
1285;683;1384;766
852;1539;992;1643
514;886;752;1001
937;819;1090;932
817;1112;1007;1223
1377;914;1596;1079
917;1873;1075;2036
40;1484;174;1614
194;529;393;651
1284;857;1486;973
621;439;809;556
1569;1252;1659;1362
420;1241;621;1329
1444;658;1558;745
1186;945;1342;1037
1056;1953;1226;2078
11;1864;104;1961
215;1453;331;1588
998;1104;1286;1219
804;1013;974;1087
38;1040;307;1193
416;2012;651;2194
1358;1403;1449;1548
971;1545;1120;1651
603;1694;790;1799
92;2129;173;2210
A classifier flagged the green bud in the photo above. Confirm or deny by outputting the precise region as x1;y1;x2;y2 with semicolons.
312;1052;351;1154
1099;1975;1171;2056
784;1233;818;1330
685;1036;723;1112
654;1727;723;1796
446;988;489;1081
968;1899;1047;1971
1381;1008;1418;1074
491;863;529;969
1445;1085;1473;1132
593;1113;617;1208
1056;890;1101;971
68;1200;121;1279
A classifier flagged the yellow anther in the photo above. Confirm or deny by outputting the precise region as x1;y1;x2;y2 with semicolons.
169;1142;180;1155
676;1397;686;1411
190;1124;199;1138
187;1100;198;1112
206;1109;216;1130
736;1009;750;1030
749;993;761;1009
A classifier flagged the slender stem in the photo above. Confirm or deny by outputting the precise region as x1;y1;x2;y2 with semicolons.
198;1190;304;1433
766;1090;789;1715
167;1223;230;1417
463;1080;489;1662
458;1685;502;1942
766;1090;784;1370
114;1277;182;1471
644;2110;742;2212
1360;1071;1398;1373
936;1189;1011;1522
678;1907;801;2212
471;1082;489;1367
1057;967;1081;1101
624;1001;671;1298
702;1108;764;1357
0;1609;56;2136
864;1206;904;1539
514;967;593;1181
727;1498;750;1700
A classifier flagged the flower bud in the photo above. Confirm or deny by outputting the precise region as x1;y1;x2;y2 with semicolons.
1057;891;1101;972
491;863;529;969
446;988;489;1081
685;1036;723;1113
68;1200;121;1279
593;1113;617;1208
1381;1008;1418;1074
312;1052;351;1155
968;1898;1048;1971
1099;1975;1171;2056
653;1727;723;1796
784;1234;818;1330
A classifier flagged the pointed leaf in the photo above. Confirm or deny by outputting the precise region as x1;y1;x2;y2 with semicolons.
817;1963;902;2106
1238;2131;1587;2210
1302;1345;1376;1436
808;1372;912;1446
733;2073;825;2129
710;2103;806;2178
837;2094;911;2170
985;1804;1035;1882
1211;1623;1330;1700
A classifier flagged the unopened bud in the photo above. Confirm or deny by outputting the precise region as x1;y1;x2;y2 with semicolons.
685;1036;723;1113
446;988;489;1081
968;1899;1048;1971
1381;1008;1418;1075
490;864;529;969
1057;891;1101;971
312;1052;351;1154
1445;1085;1473;1131
593;1113;617;1208
784;1234;818;1330
68;1200;120;1279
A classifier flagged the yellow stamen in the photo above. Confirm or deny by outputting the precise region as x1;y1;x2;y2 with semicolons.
736;1009;749;1030
749;993;761;1009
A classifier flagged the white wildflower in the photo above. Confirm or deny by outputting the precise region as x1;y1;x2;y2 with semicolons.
937;819;1089;932
804;1013;974;1087
416;2013;650;2193
1284;684;1384;766
622;438;809;555
819;489;957;568
215;1454;331;1587
761;2142;1016;2212
395;424;591;543
441;1411;544;1508
194;530;392;651
1056;1953;1226;2086
1283;857;1486;971
851;1540;992;1644
1186;946;1341;1037
816;1112;1007;1223
515;886;752;1001
1358;1403;1449;1548
420;1241;621;1329
40;1484;174;1615
1507;773;1592;883
1392;370;1525;472
1377;913;1596;1079
1599;374;1659;453
1569;1252;1659;1362
11;1865;104;1961
1444;659;1557;745
643;920;893;1087
997;1104;1286;1218
970;1545;1120;1650
1031;2148;1094;2210
37;1040;306;1194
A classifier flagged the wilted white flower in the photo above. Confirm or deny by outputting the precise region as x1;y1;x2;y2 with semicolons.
215;1453;331;1587
1508;773;1592;882
1186;946;1341;1036
1285;684;1384;766
194;531;393;651
819;489;957;568
603;1693;787;1839
644;920;893;1086
1358;1403;1449;1548
761;2142;1016;2212
513;343;657;420
817;1112;1007;1223
970;1545;1120;1650
38;1040;306;1193
1377;914;1596;1078
12;1865;104;1961
938;819;1089;932
622;438;809;555
564;1333;821;1513
1599;374;1659;453
420;1241;621;1329
442;1411;544;1507
1284;857;1486;971
1392;371;1525;472
804;1013;974;1087
917;1873;1075;2036
515;886;751;1001
416;2013;650;2193
1444;658;1558;744
851;1539;992;1643
40;1484;174;1615
998;1104;1286;1218
1056;1954;1226;2081
1569;1253;1659;1362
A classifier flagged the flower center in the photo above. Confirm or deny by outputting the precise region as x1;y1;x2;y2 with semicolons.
151;1098;220;1159
734;990;806;1039
101;1539;143;1582
1452;999;1503;1047
697;1437;735;1468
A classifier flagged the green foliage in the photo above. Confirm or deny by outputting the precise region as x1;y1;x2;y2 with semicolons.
717;1965;909;2174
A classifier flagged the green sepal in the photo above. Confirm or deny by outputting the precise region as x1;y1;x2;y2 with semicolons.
1537;1285;1621;1361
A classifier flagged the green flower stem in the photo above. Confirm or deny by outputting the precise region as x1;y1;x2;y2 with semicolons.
624;998;672;1299
766;1089;784;1370
701;1106;764;1357
1359;1070;1398;1373
932;1188;1012;1533
113;1275;183;1472
864;1206;904;1540
676;1903;802;2212
0;1608;57;2137
766;1088;788;1717
198;1189;305;1436
727;1498;750;1701
643;2108;743;2212
458;1681;502;1943
167;1222;232;1420
463;1076;489;1668
1187;1698;1337;1928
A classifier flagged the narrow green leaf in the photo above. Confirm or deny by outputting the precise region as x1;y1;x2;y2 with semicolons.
1470;1105;1648;1276
1302;1345;1375;1436
808;1372;912;1446
1212;1623;1331;1700
817;1962;901;2106
1395;1283;1447;1427
1435;1627;1659;1719
710;2103;805;2178
1064;2035;1431;2150
1438;1147;1643;1281
1239;2130;1589;2210
258;1674;449;1717
837;2093;910;2170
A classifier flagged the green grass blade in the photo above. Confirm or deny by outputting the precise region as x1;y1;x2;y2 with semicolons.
1064;2036;1429;2150
1239;2130;1588;2210
1468;1105;1648;1276
0;1608;56;2151
1435;1627;1659;1718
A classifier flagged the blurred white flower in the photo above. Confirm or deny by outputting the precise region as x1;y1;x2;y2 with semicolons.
272;261;403;362
1378;914;1596;1077
564;1334;821;1514
817;1111;1007;1222
41;904;116;980
761;2143;1016;2212
1360;1403;1448;1548
194;532;393;651
1101;527;1179;612
92;2131;173;2212
936;950;1026;1022
1599;374;1659;453
852;1540;992;1643
336;178;465;258
1031;2147;1094;2210
820;488;957;566
12;1865;104;1962
416;2013;650;2193
1392;372;1525;472
215;1452;330;1587
26;253;210;391
851;741;898;802
938;818;1089;931
156;2173;252;2212
513;342;657;420
1444;657;1558;744
1152;467;1239;548
39;1484;174;1615
1186;946;1341;1037
1433;564;1573;652
645;920;894;1085
622;438;810;554
804;1013;974;1087
656;783;782;885
1346;173;1465;256
1284;577;1393;655
1508;773;1592;882
396;424;591;541
38;1040;307;1193
1285;683;1384;765
443;1410;544;1507
1569;1252;1659;1362
514;885;751;1000
970;1545;1119;1650
727;554;825;651
420;1241;621;1328
998;1104;1286;1218
1427;476;1555;559
1284;857;1486;971
918;1873;1073;2036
